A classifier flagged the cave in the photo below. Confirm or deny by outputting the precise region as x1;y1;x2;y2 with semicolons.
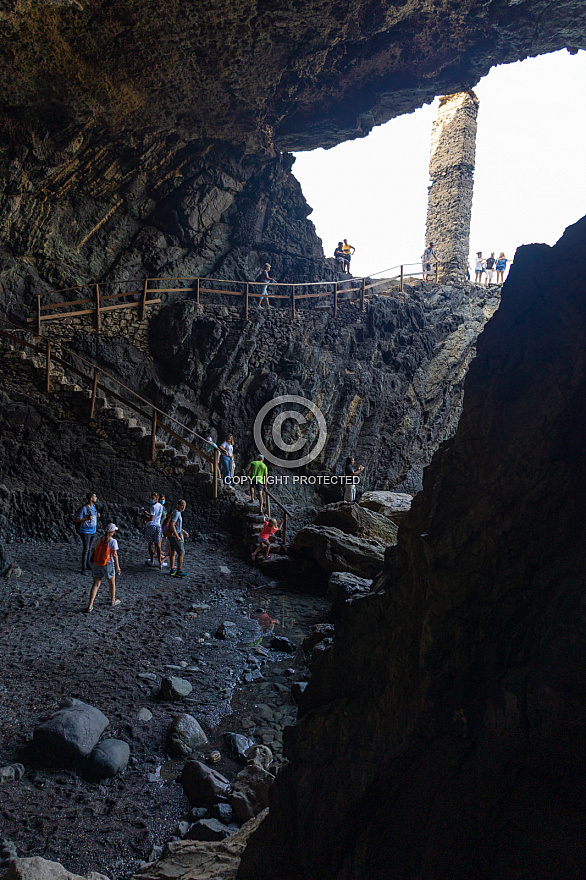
1;2;585;879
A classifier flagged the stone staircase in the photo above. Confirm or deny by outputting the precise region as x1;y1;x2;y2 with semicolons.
0;333;215;487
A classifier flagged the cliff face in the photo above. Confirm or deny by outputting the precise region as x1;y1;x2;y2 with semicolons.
148;283;498;495
238;218;586;879
1;0;584;153
0;141;328;319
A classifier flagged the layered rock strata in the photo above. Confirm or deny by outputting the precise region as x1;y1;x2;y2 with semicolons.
238;221;586;878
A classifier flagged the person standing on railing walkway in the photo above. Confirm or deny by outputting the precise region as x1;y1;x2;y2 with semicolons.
76;491;100;574
220;435;235;484
421;242;436;281
474;252;484;283
257;264;275;309
342;239;355;274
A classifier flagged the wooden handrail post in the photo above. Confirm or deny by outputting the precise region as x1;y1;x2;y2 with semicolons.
95;284;101;332
36;295;42;336
195;277;200;306
150;408;157;463
213;450;219;499
400;265;404;292
45;341;51;393
291;285;296;320
244;282;249;320
282;511;287;545
266;492;271;518
89;367;99;421
333;282;338;318
141;279;148;321
360;277;366;311
435;261;439;282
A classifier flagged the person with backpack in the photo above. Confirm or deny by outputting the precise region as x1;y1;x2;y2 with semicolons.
421;242;436;281
76;491;100;574
256;263;275;309
169;500;189;577
140;491;164;569
85;523;121;612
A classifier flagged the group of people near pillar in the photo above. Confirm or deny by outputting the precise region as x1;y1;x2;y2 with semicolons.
76;491;190;612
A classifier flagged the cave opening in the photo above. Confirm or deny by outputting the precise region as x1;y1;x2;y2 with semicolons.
292;49;586;278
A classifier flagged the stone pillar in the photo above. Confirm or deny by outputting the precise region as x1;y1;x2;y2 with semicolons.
425;90;479;282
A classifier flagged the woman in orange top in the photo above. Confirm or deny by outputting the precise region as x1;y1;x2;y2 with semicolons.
251;517;282;561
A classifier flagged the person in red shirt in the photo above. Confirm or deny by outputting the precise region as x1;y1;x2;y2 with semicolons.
251;516;282;561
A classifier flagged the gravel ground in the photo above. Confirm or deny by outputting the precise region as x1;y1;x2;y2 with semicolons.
0;529;329;879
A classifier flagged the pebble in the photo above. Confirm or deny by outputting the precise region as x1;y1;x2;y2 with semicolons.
137;672;158;682
137;708;153;722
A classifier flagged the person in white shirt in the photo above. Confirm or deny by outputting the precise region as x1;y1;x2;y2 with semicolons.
220;435;235;484
141;491;164;569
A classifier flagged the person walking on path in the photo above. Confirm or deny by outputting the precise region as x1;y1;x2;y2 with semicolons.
257;263;275;308
247;453;268;512
421;242;436;281
343;456;364;502
86;523;121;612
169;500;189;577
141;491;164;569
496;252;509;284
334;242;346;273
342;239;355;274
251;516;282;562
76;492;100;574
485;252;496;285
219;435;235;484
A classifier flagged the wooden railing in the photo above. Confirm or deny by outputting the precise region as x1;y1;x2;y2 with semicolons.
28;262;441;333
0;317;220;498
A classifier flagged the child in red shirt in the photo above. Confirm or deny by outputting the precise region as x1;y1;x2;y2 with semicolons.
251;516;282;561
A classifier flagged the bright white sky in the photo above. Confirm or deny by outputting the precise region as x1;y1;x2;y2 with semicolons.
293;49;586;279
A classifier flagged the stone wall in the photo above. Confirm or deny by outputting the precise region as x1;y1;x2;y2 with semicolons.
425;91;479;282
41;301;161;356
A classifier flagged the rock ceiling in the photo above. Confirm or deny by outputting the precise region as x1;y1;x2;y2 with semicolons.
1;0;585;153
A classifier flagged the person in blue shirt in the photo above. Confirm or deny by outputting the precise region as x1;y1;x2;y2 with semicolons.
76;491;100;574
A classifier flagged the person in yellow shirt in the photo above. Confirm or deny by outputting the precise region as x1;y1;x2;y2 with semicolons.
342;239;355;274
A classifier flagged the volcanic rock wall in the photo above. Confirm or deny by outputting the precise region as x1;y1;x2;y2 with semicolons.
0;140;330;323
238;220;586;879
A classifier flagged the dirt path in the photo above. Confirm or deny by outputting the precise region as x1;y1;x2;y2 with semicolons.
0;530;329;878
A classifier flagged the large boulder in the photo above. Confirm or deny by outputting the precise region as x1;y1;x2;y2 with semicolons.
230;765;275;823
357;491;413;522
327;571;373;609
314;502;398;545
181;760;232;806
167;714;209;758
86;739;130;778
291;526;385;578
1;857;109;880
33;699;109;762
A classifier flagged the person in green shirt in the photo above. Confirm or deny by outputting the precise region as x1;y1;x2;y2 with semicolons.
246;453;268;513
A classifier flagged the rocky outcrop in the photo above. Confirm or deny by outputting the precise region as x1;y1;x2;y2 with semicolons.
238;221;586;878
314;502;398;546
1;2;584;152
148;284;499;495
291;525;385;578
